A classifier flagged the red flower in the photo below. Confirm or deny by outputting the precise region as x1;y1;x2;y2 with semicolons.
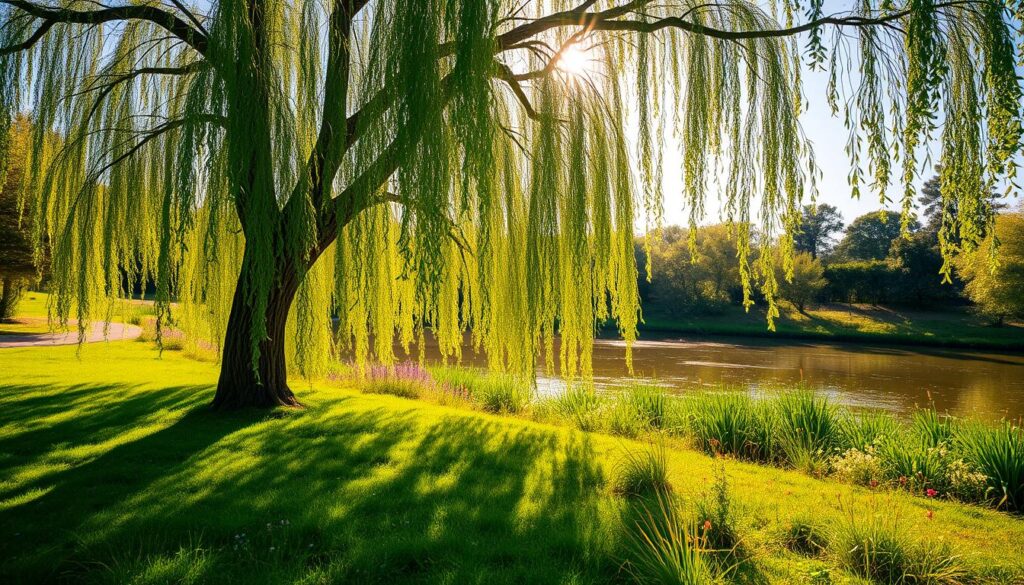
703;520;712;531
926;488;938;498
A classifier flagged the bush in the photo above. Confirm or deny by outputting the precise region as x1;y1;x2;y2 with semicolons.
956;421;1024;512
831;448;885;487
607;399;646;438
431;367;533;414
944;459;991;503
613;443;672;498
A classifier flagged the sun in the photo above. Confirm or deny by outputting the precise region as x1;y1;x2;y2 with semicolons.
556;44;596;77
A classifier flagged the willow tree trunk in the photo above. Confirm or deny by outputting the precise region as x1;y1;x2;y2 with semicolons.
212;261;302;410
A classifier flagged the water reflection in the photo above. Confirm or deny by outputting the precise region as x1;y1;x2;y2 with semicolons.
406;334;1024;421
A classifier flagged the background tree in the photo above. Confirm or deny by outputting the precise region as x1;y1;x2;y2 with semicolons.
834;211;921;261
1;1;1020;409
0;115;37;320
887;230;960;304
956;212;1024;325
640;224;743;314
776;252;826;313
794;204;844;260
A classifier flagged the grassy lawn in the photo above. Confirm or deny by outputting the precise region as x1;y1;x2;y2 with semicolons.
638;303;1024;350
2;341;1023;583
0;292;53;335
0;293;155;336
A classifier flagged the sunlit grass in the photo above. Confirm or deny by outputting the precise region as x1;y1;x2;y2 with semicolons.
2;342;1023;583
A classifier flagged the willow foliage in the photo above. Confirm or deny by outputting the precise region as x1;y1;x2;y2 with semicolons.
0;0;1020;385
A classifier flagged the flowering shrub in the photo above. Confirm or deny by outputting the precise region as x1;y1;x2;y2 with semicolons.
830;447;885;487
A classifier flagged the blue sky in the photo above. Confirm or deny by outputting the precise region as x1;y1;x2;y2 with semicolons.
654;8;1024;229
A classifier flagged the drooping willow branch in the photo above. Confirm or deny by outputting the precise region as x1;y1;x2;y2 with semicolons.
1;0;1018;385
0;0;210;54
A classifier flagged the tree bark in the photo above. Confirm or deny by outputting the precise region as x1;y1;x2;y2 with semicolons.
212;260;302;410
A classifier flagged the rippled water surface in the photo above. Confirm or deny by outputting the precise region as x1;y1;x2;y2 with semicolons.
415;334;1024;421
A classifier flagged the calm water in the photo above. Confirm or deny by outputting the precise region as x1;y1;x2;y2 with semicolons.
414;334;1024;421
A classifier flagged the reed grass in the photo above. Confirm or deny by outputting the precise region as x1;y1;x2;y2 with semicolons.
622;492;716;585
349;364;1024;512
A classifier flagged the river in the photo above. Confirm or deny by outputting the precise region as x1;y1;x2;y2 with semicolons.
413;334;1024;421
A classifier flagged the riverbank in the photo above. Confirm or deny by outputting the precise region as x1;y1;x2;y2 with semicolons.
3;342;1024;583
635;303;1024;351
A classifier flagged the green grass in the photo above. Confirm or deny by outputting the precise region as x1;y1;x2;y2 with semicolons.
0;292;156;336
637;302;1024;350
2;343;1024;583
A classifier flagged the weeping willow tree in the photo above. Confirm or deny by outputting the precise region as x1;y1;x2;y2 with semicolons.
0;0;1021;409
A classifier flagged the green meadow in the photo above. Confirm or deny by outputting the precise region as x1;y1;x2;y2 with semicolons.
2;340;1023;584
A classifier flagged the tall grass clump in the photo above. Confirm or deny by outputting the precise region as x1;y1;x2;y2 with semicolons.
613;442;672;498
621;383;669;430
687;392;774;462
554;386;604;432
622;492;715;585
831;505;966;584
362;363;432;398
694;467;740;554
878;439;950;494
431;367;533;413
777;391;840;475
474;375;533;414
841;411;902;452
782;517;827;556
912;406;955;449
956;421;1024;512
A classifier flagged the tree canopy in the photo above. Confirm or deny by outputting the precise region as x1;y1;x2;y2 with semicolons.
834;211;921;261
957;211;1024;324
1;0;1022;407
794;203;843;260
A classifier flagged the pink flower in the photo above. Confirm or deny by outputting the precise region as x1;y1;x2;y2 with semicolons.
926;488;938;498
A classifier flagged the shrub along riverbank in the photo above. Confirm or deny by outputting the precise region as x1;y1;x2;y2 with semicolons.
2;342;1023;583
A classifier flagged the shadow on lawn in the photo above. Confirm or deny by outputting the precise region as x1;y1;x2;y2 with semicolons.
1;387;616;584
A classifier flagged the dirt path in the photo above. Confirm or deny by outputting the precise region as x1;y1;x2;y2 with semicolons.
0;321;143;348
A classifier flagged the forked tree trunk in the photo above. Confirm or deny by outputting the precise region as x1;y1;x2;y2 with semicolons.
213;261;302;410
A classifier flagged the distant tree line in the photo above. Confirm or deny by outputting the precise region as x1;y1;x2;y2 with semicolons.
639;175;1024;324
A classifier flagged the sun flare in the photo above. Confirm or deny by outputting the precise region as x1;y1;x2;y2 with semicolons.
556;44;595;77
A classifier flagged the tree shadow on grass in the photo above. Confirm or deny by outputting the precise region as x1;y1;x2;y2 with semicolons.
2;393;618;584
0;383;210;462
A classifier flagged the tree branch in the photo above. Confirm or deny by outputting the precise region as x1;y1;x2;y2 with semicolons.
494;62;540;120
494;0;973;49
1;0;209;54
0;18;52;56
